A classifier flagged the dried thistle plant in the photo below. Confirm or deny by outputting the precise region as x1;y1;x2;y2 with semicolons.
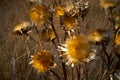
10;0;120;80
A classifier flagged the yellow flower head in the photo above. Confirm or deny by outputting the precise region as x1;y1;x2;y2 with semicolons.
55;5;66;17
13;21;32;35
100;0;118;9
29;4;50;25
30;50;55;73
41;27;56;42
58;34;96;67
55;1;74;17
115;31;120;45
63;16;77;30
88;29;103;42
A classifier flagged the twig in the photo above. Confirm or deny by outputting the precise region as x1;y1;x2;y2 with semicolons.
49;14;60;43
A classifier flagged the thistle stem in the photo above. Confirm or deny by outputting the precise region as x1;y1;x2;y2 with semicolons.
34;26;44;50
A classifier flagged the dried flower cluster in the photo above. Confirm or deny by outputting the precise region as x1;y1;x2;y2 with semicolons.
12;0;94;73
55;1;89;31
11;0;120;79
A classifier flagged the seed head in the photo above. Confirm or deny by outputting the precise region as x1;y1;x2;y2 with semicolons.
55;1;74;17
29;4;50;25
88;29;103;43
30;50;55;73
13;21;33;35
55;5;66;17
63;16;77;30
100;0;118;9
41;27;55;42
58;34;96;67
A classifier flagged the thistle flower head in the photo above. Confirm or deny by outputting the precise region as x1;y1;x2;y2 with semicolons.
55;5;66;17
29;4;50;25
41;27;55;42
13;21;33;35
58;34;96;67
88;29;103;42
30;50;55;73
63;16;77;30
55;1;74;17
100;0;118;9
